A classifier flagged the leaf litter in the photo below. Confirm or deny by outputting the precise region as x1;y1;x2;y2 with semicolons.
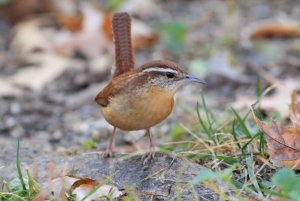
252;90;300;169
2;0;300;200
40;175;123;201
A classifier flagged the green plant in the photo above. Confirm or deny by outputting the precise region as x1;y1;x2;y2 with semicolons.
105;0;124;11
158;21;188;54
271;168;300;201
0;139;40;201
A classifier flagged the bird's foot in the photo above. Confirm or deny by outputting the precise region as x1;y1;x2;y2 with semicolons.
104;149;114;158
104;127;116;158
142;151;156;165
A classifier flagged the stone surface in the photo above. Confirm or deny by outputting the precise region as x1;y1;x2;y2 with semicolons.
0;143;220;200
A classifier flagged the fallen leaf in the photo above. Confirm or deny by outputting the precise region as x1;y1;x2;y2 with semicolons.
0;79;22;97
256;78;300;118
10;2;157;59
101;12;113;40
52;2;114;58
0;0;52;24
73;181;123;201
250;22;300;39
242;19;300;40
57;13;84;32
8;2;113;59
10;18;52;56
290;90;300;130
233;76;300;118
252;90;300;169
131;19;158;49
11;54;71;91
52;4;157;57
41;175;123;201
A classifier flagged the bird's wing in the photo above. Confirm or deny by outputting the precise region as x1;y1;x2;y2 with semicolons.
95;74;129;107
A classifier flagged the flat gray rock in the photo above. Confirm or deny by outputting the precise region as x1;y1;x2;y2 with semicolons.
0;142;220;200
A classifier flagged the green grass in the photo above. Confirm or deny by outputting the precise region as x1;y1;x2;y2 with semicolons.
159;87;300;200
0;140;114;201
0;139;40;201
2;87;300;200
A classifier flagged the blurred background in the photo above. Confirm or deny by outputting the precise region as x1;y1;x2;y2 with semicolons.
1;0;300;159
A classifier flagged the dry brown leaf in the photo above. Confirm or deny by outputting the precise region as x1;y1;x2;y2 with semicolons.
0;0;52;24
52;5;157;57
131;19;158;49
290;90;300;130
57;13;84;32
41;175;123;201
9;2;114;59
252;90;300;169
51;3;114;58
73;181;123;201
57;11;112;37
243;20;300;40
10;2;157;59
101;12;113;41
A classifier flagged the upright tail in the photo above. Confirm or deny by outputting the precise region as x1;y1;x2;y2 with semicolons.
112;12;134;77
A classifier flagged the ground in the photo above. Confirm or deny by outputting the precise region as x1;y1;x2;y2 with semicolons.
1;0;300;200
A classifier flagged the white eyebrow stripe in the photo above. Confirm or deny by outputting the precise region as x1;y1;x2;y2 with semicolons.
142;67;178;74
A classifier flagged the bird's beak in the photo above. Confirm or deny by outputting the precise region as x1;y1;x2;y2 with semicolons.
185;75;207;84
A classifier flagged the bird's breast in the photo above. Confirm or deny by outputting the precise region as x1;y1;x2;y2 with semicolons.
101;87;174;131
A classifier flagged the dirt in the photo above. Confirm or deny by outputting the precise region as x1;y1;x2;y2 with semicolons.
1;0;300;199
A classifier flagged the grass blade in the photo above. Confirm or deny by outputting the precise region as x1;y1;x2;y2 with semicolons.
231;108;252;138
256;78;263;98
230;120;242;151
258;130;266;155
80;177;111;201
245;148;264;198
16;138;27;191
196;91;217;145
196;102;213;141
200;91;217;132
241;132;260;152
0;192;27;201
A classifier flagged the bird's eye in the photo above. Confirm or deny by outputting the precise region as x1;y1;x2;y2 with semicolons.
165;72;175;78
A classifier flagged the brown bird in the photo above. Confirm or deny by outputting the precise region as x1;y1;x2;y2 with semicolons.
95;12;206;163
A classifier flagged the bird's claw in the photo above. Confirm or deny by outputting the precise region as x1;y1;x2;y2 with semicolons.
142;151;156;165
104;150;113;158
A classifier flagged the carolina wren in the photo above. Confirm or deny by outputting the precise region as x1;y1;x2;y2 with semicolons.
95;13;206;163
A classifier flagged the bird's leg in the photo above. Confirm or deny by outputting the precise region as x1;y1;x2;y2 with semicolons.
142;128;156;164
104;127;117;158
